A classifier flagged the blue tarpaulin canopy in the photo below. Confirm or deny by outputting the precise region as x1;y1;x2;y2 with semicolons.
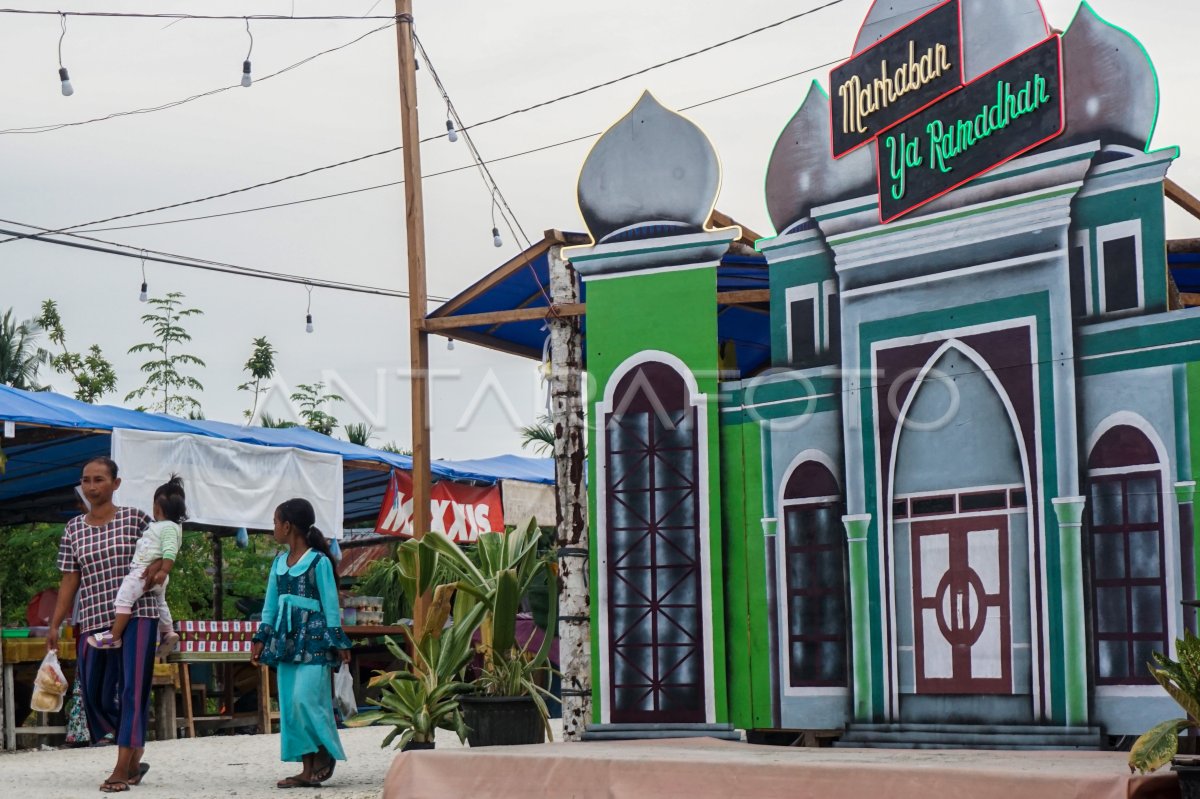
426;224;771;377
0;384;552;525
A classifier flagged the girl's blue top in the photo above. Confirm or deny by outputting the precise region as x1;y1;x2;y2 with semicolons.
252;549;352;666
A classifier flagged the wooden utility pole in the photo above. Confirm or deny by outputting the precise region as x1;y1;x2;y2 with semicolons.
394;0;432;628
547;240;591;739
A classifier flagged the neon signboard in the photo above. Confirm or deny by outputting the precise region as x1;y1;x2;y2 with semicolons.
876;36;1064;222
830;0;964;159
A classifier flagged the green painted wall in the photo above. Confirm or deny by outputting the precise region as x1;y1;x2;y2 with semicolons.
585;263;729;724
768;250;836;367
1188;361;1200;600
718;409;773;728
1072;181;1169;314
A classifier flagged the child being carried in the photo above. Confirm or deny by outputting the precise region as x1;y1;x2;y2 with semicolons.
87;475;186;658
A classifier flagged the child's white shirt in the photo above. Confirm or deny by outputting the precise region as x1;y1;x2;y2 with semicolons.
131;519;182;568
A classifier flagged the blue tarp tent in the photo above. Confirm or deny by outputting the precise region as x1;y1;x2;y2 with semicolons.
0;384;552;525
425;225;771;377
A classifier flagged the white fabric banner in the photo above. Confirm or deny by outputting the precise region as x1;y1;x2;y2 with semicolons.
110;428;344;538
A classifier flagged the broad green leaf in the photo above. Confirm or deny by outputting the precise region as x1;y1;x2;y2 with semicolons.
1129;718;1192;773
344;710;386;728
492;569;520;655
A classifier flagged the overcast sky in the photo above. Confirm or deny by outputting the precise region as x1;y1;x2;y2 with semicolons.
2;0;1197;459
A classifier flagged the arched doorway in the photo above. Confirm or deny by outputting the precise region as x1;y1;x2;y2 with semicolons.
1086;423;1169;685
779;458;848;689
603;360;706;723
890;344;1032;722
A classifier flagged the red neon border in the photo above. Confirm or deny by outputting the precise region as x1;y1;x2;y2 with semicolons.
829;0;966;160
873;34;1066;225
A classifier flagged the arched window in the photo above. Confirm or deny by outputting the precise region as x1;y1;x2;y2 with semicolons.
781;459;847;688
1087;424;1168;685
604;361;705;722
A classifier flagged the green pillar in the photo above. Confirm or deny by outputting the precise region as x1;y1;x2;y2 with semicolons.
1052;496;1087;726
1176;481;1197;634
843;514;873;722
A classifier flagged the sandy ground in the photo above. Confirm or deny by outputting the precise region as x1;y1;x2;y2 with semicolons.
0;720;563;799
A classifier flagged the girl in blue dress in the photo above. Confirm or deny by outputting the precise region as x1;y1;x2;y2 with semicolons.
250;498;352;789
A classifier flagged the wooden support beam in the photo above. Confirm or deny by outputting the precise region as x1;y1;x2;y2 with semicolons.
717;289;771;305
423;289;769;336
1167;179;1200;222
709;210;763;245
422;303;585;332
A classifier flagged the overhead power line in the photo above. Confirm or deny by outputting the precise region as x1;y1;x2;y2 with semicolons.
3;0;845;138
0;1;848;244
452;0;848;137
0;218;451;302
73;59;843;234
0;9;400;21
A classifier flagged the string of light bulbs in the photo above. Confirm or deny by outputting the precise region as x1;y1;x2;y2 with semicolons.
15;49;844;253
6;0;843;136
2;20;396;134
412;28;548;323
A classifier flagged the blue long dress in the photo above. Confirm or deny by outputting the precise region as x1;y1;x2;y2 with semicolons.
253;549;353;763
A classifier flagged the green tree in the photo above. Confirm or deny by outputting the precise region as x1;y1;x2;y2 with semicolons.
0;523;63;625
38;299;118;403
237;336;277;421
519;414;556;455
380;441;412;456
344;422;374;446
259;412;298;429
290;381;343;436
165;530;276;620
0;308;48;391
126;292;205;416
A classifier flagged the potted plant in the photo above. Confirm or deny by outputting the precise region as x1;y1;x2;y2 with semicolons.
1129;630;1200;796
420;518;559;746
345;583;484;751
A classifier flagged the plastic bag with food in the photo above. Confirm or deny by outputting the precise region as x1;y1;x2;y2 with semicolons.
31;650;68;713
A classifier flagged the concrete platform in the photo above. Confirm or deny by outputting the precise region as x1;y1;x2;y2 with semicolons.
382;737;1178;799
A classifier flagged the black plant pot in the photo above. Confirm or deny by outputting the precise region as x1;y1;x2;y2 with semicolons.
461;695;545;747
401;740;435;753
1175;759;1200;799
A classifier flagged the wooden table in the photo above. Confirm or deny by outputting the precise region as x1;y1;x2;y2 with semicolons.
3;637;177;750
2;636;75;751
166;651;275;739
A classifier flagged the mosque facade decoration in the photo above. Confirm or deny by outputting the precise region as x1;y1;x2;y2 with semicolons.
570;0;1190;745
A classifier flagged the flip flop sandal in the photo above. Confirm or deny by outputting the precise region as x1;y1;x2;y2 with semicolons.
276;776;318;789
88;631;122;650
312;756;335;784
128;763;150;786
99;779;130;793
156;632;179;659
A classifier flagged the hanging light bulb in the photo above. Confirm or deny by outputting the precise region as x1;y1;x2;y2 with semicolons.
445;118;458;143
58;15;73;96
138;251;149;302
240;19;253;87
447;338;456;351
305;285;314;333
490;191;503;248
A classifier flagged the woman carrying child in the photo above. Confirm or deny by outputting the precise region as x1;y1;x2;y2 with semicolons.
46;458;163;792
87;475;185;655
250;498;351;789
